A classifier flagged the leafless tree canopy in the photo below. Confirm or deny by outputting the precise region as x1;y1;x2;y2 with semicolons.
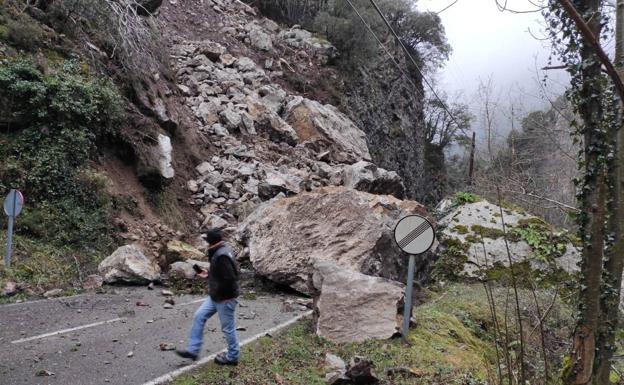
47;0;167;77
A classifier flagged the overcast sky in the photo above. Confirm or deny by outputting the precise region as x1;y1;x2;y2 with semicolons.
417;0;571;138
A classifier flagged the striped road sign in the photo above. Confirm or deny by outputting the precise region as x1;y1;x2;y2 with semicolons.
393;215;435;255
393;214;435;342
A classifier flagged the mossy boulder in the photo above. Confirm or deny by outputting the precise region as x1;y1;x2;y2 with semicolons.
434;199;580;279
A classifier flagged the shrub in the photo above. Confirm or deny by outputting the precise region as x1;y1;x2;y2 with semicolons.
0;59;122;252
453;192;481;205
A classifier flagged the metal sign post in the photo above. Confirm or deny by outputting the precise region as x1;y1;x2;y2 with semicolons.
393;214;435;342
4;189;24;268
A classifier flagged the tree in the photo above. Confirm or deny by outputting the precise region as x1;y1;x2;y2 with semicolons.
543;1;624;383
424;95;472;149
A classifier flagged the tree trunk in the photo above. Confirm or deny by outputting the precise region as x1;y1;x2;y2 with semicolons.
596;0;624;383
563;1;607;384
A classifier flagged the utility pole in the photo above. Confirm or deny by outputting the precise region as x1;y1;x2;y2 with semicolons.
468;131;476;186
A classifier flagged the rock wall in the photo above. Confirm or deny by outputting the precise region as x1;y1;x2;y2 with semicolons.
346;55;430;204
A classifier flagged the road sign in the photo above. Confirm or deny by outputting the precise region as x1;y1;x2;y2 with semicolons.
4;189;24;217
4;189;24;268
393;214;435;342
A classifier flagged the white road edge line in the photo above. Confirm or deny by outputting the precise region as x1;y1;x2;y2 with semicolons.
177;299;205;307
141;310;313;385
11;317;126;344
0;293;91;308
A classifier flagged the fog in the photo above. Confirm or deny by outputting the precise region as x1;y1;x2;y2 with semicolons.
418;0;570;142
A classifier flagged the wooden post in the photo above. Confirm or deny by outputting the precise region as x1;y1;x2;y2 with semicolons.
468;131;476;186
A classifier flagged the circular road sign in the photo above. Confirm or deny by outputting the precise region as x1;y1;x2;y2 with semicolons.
393;215;435;255
4;189;24;217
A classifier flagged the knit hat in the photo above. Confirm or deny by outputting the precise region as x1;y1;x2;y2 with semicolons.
204;228;223;245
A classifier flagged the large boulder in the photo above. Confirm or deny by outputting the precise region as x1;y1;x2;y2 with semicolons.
247;22;273;51
282;96;371;164
343;161;405;199
156;134;175;179
238;187;433;294
436;197;580;278
311;260;404;343
169;259;211;280
277;28;338;65
159;240;205;269
257;168;304;199
98;245;161;284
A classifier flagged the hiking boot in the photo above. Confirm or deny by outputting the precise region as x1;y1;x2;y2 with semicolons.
175;349;198;361
214;353;238;366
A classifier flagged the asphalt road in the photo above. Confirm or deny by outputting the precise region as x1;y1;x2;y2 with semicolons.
0;287;308;385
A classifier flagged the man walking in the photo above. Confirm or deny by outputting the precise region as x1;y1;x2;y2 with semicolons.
176;228;240;365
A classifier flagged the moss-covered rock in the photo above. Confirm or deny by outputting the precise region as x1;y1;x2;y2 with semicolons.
434;198;580;280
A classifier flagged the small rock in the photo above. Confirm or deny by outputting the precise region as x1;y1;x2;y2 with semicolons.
159;343;176;351
220;53;236;67
236;326;247;331
127;351;134;358
136;301;148;307
161;289;174;296
43;289;63;298
196;161;215;175
177;84;192;96
35;370;55;377
187;180;200;193
165;298;175;306
236;57;256;72
2;281;18;296
164;303;174;309
147;282;155;290
345;357;379;384
325;353;348;384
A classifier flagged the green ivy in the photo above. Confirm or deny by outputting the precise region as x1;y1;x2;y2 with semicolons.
510;222;569;263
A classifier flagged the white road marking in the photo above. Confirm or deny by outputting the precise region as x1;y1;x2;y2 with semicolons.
0;293;90;309
141;310;314;385
11;317;126;344
177;298;205;307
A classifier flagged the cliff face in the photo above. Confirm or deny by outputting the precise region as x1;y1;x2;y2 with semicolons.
346;56;429;203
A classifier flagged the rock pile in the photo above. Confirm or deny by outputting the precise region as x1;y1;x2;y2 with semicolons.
172;36;406;231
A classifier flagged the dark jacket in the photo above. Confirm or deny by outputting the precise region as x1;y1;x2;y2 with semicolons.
207;242;239;302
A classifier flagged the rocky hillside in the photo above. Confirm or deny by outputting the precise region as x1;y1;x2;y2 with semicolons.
0;0;439;299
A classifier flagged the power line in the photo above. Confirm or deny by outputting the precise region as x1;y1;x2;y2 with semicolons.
343;0;426;102
366;0;467;130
